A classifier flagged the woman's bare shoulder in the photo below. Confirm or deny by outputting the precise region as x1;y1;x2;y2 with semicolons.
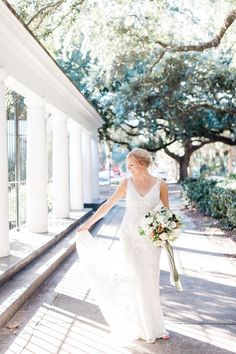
159;178;167;185
159;178;168;191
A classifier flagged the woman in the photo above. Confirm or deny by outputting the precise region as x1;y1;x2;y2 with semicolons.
76;148;170;344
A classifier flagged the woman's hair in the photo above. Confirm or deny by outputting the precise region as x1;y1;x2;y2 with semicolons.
126;148;152;167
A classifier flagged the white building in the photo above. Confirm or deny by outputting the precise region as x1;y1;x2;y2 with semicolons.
0;1;103;257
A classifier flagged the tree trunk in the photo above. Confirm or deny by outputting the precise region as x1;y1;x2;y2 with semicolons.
178;143;193;181
179;158;189;181
165;142;193;182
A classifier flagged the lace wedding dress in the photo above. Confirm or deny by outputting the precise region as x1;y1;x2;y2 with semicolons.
76;178;169;344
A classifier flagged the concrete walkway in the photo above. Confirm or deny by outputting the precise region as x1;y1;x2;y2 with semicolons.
0;184;236;354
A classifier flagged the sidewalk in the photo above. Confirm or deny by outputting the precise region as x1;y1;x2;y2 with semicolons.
0;184;235;354
0;209;91;287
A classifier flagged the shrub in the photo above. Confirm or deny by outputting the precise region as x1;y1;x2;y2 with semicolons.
181;176;236;229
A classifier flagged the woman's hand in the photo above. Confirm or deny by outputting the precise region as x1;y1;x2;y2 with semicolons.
76;179;127;235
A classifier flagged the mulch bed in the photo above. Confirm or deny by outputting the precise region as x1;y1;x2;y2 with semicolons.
184;207;236;259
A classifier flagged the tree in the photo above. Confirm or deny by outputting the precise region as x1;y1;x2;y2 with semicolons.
91;53;236;180
7;0;236;180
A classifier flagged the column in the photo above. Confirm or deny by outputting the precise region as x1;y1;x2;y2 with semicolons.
26;95;48;233
81;130;93;203
91;134;100;200
69;119;83;210
52;111;70;218
0;69;9;257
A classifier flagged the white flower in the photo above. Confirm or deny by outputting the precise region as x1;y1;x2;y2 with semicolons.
154;240;165;247
170;221;177;229
168;234;176;241
159;232;168;241
139;207;182;247
156;215;164;224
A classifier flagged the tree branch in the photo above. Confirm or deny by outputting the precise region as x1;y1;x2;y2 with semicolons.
208;134;236;145
139;137;177;153
173;9;236;53
149;9;236;75
42;0;86;35
26;0;65;27
164;146;182;162
191;140;210;152
182;103;236;116
145;49;167;77
120;125;143;136
106;135;131;147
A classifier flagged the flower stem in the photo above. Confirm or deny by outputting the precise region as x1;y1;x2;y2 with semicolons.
164;241;183;291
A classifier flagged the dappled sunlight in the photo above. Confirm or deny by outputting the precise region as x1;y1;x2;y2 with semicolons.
161;270;236;327
3;253;236;354
5;284;236;354
54;261;97;305
175;245;227;258
0;287;26;313
168;189;181;195
176;229;226;254
2;186;236;354
5;303;131;354
167;323;236;353
96;224;119;238
183;229;225;236
204;228;226;237
176;268;235;287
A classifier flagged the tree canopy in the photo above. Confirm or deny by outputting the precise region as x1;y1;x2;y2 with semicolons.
8;0;236;179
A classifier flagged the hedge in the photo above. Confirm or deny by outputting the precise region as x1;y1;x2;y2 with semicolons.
181;175;236;229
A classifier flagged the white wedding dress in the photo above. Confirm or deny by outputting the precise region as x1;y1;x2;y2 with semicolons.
76;178;169;344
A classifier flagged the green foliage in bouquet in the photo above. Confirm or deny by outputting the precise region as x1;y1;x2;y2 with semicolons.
139;207;182;245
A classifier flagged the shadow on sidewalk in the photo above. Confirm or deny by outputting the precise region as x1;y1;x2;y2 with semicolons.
0;184;235;354
1;254;235;354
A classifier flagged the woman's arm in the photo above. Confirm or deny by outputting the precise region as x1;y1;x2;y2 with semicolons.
160;180;170;208
77;178;127;232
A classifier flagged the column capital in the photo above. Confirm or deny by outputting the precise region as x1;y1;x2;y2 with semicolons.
0;69;8;83
25;94;46;109
55;114;67;123
50;107;68;123
91;131;99;140
68;118;82;131
81;128;92;136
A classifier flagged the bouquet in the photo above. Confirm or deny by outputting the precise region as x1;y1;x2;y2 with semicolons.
138;206;183;291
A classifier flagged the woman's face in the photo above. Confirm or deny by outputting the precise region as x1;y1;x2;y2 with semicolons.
126;156;143;176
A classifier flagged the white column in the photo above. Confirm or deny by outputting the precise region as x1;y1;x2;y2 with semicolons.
81;130;93;203
91;134;100;200
26;95;48;233
52;111;70;218
0;69;9;257
69;119;83;210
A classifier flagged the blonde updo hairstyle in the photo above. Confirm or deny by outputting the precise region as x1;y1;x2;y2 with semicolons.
126;148;152;168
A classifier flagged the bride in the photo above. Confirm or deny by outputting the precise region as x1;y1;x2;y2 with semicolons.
76;148;170;344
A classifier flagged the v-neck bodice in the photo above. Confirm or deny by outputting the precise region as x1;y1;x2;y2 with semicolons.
129;178;159;198
125;177;162;217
